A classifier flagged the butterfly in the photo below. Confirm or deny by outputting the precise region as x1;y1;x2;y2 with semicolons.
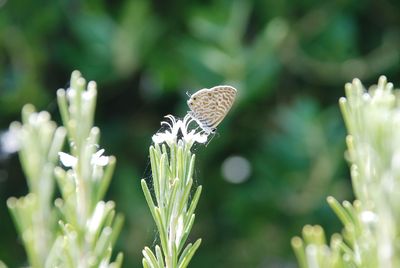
187;85;237;134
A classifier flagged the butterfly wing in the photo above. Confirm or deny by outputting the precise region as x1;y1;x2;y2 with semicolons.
187;85;237;132
207;85;236;128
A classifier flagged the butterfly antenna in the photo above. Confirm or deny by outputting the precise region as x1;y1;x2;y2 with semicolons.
186;91;191;97
205;132;216;146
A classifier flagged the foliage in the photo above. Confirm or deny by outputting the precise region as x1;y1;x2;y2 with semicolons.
292;76;400;268
1;0;400;267
6;71;123;267
7;105;65;268
141;115;205;268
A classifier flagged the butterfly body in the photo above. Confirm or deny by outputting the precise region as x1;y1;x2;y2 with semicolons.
187;85;237;134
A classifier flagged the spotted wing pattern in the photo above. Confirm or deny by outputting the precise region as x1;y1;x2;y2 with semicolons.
187;85;237;133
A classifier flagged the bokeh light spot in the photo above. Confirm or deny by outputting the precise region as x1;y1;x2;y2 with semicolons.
221;155;251;184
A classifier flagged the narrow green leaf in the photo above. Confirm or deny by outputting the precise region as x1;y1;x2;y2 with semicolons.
56;89;71;133
110;214;125;247
94;227;112;257
179;215;195;252
342;201;358;228
161;143;168;156
143;247;159;268
96;156;116;202
154;143;162;155
178;239;202;268
177;179;193;216
185;155;195;185
291;237;307;268
186;186;202;218
154;208;168;255
141;179;157;221
110;252;124;268
177;242;192;266
142;259;151;268
155;245;165;268
169;142;176;178
327;196;353;227
166;178;179;229
172;241;178;268
149;147;160;203
21;104;36;125
177;145;184;186
47;127;66;163
159;153;167;207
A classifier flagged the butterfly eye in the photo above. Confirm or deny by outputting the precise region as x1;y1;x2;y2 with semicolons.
193;97;197;101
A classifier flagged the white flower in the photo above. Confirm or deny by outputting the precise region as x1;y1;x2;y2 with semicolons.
152;114;208;146
1;126;21;154
59;152;78;167
360;210;378;224
59;148;109;168
152;115;180;145
181;114;208;145
91;148;109;166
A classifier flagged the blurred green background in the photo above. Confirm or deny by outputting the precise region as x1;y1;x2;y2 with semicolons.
1;0;400;267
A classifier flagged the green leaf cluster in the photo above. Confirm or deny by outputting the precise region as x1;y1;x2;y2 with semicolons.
141;139;202;267
7;71;123;268
293;76;400;268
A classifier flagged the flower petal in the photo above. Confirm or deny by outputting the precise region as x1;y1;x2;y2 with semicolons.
153;133;168;144
193;133;208;144
59;152;77;167
94;156;109;166
1;127;21;154
91;149;109;166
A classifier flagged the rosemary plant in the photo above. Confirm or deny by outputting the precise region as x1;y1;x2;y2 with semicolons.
51;71;124;267
292;76;400;268
7;105;66;268
141;115;206;268
7;71;123;268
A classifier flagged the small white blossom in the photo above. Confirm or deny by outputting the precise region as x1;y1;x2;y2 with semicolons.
91;149;109;166
1;126;21;154
181;114;208;145
59;152;78;167
360;210;378;224
152;114;208;146
152;115;181;145
59;148;109;168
